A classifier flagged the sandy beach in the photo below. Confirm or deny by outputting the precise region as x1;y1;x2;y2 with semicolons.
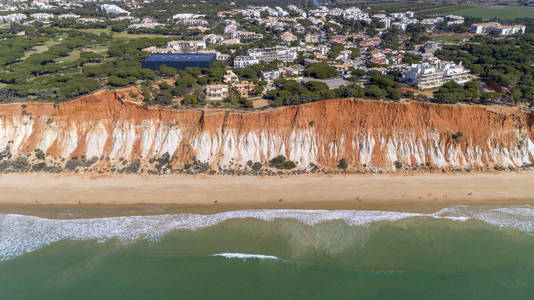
0;172;533;209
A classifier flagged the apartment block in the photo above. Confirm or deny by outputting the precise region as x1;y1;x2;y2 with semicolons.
470;22;526;36
403;61;470;89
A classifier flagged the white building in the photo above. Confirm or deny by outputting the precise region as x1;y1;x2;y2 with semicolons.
246;46;297;63
205;84;229;100
378;17;391;29
31;13;53;21
112;16;139;23
446;15;464;26
329;8;344;17
167;40;206;52
128;22;163;29
470;22;526;36
222;38;241;46
281;31;297;43
223;70;239;84
197;50;230;61
317;45;329;56
442;62;471;84
261;69;280;81
275;6;289;17
304;33;320;44
389;14;419;31
79;18;103;24
390;11;415;20
0;5;18;12
216;53;230;61
336;50;352;61
0;13;27;23
421;17;444;31
224;23;238;34
238;8;261;18
100;4;128;15
172;13;205;20
231;31;263;40
179;18;208;26
403;61;470;89
310;6;329;18
392;22;407;31
58;14;80;20
203;34;225;44
33;1;53;10
343;7;370;22
234;56;260;68
287;5;306;18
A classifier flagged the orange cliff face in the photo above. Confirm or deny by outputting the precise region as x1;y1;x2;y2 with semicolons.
0;87;533;174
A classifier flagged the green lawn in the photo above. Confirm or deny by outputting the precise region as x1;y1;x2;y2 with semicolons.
447;5;534;19
79;27;179;40
80;45;109;60
22;44;50;60
431;34;472;42
58;49;80;63
112;31;180;39
21;36;67;60
81;45;108;53
79;28;111;35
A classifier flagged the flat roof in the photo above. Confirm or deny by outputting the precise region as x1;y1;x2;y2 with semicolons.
143;53;216;62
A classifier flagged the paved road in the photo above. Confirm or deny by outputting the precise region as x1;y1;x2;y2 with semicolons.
296;77;349;89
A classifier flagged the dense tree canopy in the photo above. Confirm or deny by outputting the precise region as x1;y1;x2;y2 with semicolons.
436;35;534;104
303;62;338;79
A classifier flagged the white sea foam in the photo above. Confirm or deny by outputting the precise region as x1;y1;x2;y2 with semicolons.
433;205;534;234
2;206;534;261
212;253;279;260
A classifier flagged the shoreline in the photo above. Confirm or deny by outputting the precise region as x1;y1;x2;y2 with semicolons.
0;173;533;215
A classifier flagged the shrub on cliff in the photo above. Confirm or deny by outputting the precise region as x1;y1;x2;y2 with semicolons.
269;155;287;167
65;158;83;171
0;147;11;161
0;157;31;172
337;158;348;170
126;159;141;174
494;165;505;171
12;156;29;171
279;161;296;169
269;155;296;170
452;132;463;142
153;153;172;172
158;153;171;166
252;162;262;171
31;162;47;172
34;149;46;160
191;160;209;173
0;160;10;172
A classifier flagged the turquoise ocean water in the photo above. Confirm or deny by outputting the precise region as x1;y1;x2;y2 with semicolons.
2;206;534;299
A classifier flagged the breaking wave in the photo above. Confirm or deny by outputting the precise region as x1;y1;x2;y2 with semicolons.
2;206;534;261
212;253;279;260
